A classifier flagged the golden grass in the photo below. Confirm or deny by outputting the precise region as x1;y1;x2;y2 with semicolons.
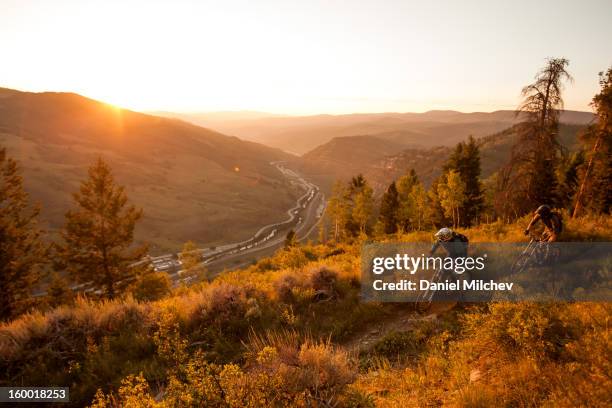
1;215;610;405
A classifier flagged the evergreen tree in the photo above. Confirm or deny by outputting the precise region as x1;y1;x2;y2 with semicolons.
284;229;298;248
499;58;572;217
0;148;46;320
444;143;465;173
573;68;612;216
348;174;367;193
444;137;484;225
378;182;399;234
462;136;484;224
46;272;74;308
54;158;147;298
556;151;584;210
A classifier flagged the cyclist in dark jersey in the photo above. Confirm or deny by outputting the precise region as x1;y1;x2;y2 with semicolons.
524;205;563;242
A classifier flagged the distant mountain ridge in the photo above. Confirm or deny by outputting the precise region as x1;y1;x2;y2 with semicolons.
158;108;594;155
0;87;296;252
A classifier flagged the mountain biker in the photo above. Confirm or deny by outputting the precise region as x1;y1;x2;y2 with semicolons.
429;227;472;303
430;227;469;258
524;205;563;242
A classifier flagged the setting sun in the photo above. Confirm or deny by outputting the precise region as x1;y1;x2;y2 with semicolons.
2;0;611;114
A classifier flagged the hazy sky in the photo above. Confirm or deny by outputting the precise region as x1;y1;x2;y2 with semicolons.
1;0;610;114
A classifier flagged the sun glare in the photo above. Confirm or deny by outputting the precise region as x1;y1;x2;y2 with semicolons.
1;0;608;113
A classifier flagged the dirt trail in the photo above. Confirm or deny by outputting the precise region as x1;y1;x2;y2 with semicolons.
342;303;455;354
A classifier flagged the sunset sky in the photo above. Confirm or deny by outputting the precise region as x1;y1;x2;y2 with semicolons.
1;0;611;115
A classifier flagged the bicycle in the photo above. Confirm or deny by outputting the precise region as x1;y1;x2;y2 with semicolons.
414;268;443;314
510;232;558;275
414;268;472;314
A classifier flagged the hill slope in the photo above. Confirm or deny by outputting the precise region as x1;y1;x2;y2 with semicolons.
0;88;296;252
300;123;587;192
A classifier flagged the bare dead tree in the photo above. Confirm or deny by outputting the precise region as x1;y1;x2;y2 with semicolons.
496;58;572;218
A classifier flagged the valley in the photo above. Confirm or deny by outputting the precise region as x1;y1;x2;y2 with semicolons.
149;161;325;282
0;88;298;253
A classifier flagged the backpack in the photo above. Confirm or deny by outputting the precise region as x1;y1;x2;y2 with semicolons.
551;212;563;234
453;232;469;243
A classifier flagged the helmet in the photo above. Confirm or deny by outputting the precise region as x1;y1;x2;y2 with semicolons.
435;227;453;241
535;205;551;216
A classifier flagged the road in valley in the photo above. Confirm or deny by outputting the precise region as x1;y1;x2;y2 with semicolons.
151;161;326;284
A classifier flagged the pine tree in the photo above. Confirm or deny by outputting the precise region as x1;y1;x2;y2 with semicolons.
444;137;484;225
444;143;465;174
462;136;484;224
573;68;612;216
378;182;399;234
348;174;367;194
0;148;47;320
284;229;298;248
54;158;147;298
499;58;572;217
46;272;74;308
556;151;584;210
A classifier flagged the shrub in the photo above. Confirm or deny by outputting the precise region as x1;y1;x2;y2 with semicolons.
274;273;300;303
275;247;309;269
129;271;172;302
309;266;338;292
94;335;357;407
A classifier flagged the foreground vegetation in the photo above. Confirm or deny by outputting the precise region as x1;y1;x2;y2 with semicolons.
1;215;610;406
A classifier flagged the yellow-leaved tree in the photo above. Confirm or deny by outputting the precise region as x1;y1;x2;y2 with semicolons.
437;170;467;228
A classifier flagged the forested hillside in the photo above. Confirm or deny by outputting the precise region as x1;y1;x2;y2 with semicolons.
301;123;587;193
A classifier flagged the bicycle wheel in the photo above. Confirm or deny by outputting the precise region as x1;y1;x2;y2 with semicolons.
511;242;539;274
415;287;434;313
510;252;530;274
414;269;441;314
